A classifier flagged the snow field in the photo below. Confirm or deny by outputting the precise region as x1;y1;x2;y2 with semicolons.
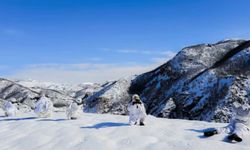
0;110;250;150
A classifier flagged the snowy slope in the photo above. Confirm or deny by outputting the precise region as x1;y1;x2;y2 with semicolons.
0;110;250;150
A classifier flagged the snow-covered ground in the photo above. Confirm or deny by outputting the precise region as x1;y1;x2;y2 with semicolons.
0;110;250;150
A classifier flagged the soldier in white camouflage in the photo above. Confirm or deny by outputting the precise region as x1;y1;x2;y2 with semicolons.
66;101;80;120
34;92;54;118
204;106;250;142
128;94;147;126
2;101;17;117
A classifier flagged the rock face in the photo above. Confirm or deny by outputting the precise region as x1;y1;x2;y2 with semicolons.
130;39;250;122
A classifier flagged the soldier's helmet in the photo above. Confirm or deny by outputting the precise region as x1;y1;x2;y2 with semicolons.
40;91;46;97
132;94;141;102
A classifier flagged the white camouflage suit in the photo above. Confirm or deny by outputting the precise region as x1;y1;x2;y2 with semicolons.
216;108;250;139
34;95;54;118
2;101;17;117
66;102;80;120
128;94;147;125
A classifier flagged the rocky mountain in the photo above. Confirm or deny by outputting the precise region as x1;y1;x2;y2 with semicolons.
130;39;250;122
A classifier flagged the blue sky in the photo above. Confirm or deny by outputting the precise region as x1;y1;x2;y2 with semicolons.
0;0;250;83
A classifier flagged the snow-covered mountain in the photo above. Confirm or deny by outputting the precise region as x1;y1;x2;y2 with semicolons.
130;39;250;122
0;78;100;111
15;79;86;95
79;39;250;123
0;39;249;123
0;78;39;112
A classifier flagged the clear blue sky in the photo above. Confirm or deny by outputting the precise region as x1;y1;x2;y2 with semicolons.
0;0;250;83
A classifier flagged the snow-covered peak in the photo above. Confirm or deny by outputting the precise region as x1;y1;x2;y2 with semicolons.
14;79;90;92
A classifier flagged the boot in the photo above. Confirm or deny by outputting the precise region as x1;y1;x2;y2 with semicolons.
71;117;77;120
204;129;218;137
227;134;242;142
139;122;145;126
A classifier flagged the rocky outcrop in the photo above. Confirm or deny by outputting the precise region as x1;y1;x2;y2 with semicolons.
83;76;134;115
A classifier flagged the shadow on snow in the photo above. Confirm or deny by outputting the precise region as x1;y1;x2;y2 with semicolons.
186;128;216;139
81;122;129;129
37;118;67;122
0;117;37;121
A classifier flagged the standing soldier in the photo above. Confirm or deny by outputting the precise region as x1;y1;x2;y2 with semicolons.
34;92;54;118
66;101;80;120
2;101;17;117
128;94;147;126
